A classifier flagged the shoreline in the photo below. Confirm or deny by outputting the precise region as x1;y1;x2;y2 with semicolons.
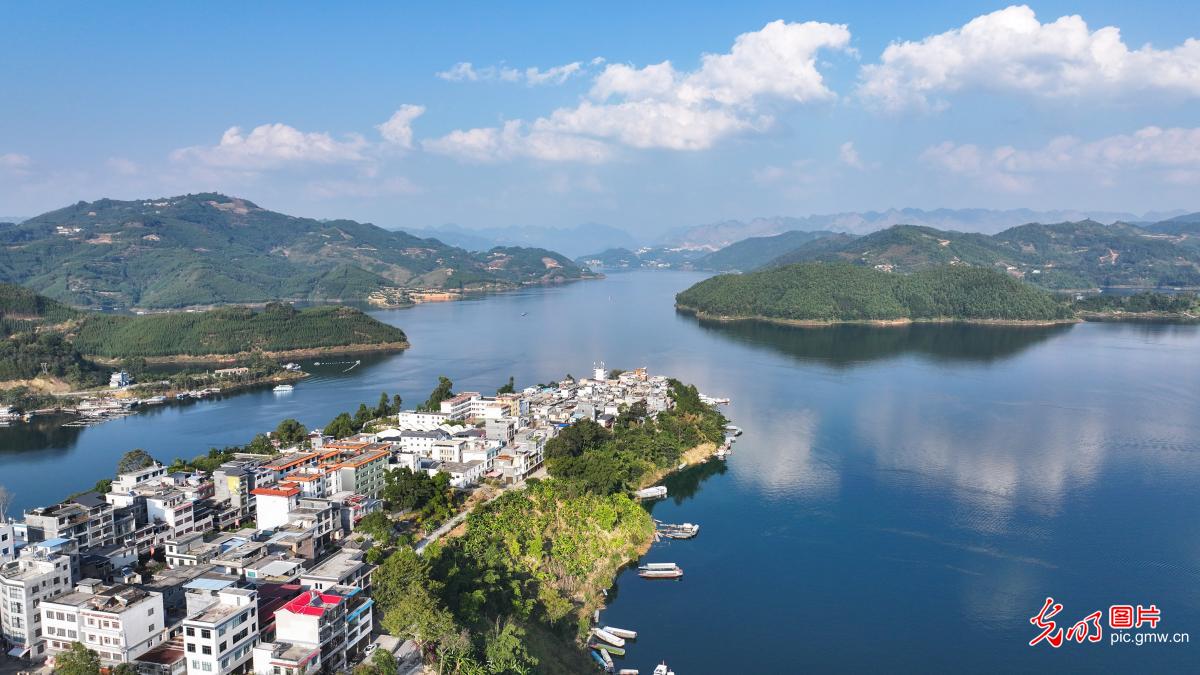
675;304;1078;328
85;340;411;366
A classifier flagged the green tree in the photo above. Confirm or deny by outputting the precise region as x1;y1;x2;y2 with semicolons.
377;391;393;417
54;642;101;675
483;618;537;673
273;418;308;446
354;649;399;675
356;511;395;547
392;393;403;414
325;412;357;439
116;448;157;475
246;433;276;455
111;665;137;675
418;376;454;412
496;376;515;395
355;403;376;430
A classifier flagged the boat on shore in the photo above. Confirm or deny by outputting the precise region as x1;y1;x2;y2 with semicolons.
591;641;626;657
592;628;625;647
591;649;613;672
141;395;167;405
634;485;667;500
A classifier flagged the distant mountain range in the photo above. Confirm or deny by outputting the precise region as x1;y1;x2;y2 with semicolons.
0;194;594;309
659;208;1191;250
406;222;639;259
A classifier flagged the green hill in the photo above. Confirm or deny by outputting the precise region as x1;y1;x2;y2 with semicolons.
575;248;641;269
0;194;594;308
694;230;841;271
764;222;1200;290
676;263;1073;324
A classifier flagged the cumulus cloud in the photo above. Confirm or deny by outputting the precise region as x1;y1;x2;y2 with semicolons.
838;141;865;169
377;105;426;148
859;5;1200;110
437;60;589;86
172;124;369;169
921;126;1200;191
429;20;851;162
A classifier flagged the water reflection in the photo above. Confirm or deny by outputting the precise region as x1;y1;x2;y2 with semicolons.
688;318;1074;368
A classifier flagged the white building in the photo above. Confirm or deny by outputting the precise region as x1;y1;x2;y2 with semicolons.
438;392;480;420
394;410;450;430
0;522;16;562
40;580;166;667
182;583;259;675
250;586;373;675
0;544;72;660
251;486;301;530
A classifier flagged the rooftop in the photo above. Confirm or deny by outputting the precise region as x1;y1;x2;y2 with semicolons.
281;589;344;617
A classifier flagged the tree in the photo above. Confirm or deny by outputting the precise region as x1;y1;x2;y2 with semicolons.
496;376;515;395
273;418;307;446
354;649;399;675
483;618;537;673
325;412;357;439
54;642;101;675
354;403;375;430
356;511;395;547
392;393;403;414
377;391;393;418
116;448;157;475
418;376;454;412
0;484;11;521
111;665;137;675
246;433;276;455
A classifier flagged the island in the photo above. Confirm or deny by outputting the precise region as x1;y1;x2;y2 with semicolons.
0;283;408;417
675;262;1076;325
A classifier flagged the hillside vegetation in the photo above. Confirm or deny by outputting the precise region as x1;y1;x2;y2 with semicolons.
71;302;408;358
676;263;1074;323
693;229;840;271
0;194;593;308
763;221;1200;290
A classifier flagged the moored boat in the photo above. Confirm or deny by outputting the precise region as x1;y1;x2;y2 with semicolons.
656;523;699;539
273;384;294;392
591;642;626;656
634;485;667;500
592;627;625;647
638;567;683;579
652;664;674;675
602;626;638;640
591;650;612;672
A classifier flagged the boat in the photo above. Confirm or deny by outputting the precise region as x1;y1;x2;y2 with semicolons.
618;670;640;675
601;626;638;640
634;485;667;500
591;650;612;672
592;628;625;647
657;523;699;539
272;384;294;392
639;562;678;570
141;395;167;405
724;424;742;436
520;312;528;317
652;664;674;675
598;648;615;670
283;362;301;371
591;642;626;657
638;567;683;579
175;392;190;400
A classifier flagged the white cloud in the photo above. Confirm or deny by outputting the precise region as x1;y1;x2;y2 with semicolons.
437;60;589;86
424;120;612;163
921;126;1200;191
172;124;369;169
0;153;31;174
431;20;851;162
859;5;1200;111
838;141;865;169
377;105;426;148
105;157;140;176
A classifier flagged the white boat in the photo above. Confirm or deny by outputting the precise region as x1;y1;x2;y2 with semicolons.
724;424;742;436
634;485;667;500
592;628;625;647
602;626;638;640
657;523;699;539
283;362;301;371
653;664;675;675
598;648;615;670
639;562;678;570
141;395;167;405
272;384;294;392
618;670;640;675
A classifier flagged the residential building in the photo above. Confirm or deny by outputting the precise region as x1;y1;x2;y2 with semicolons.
182;583;259;675
40;580;165;667
438;392;480;420
298;551;371;593
250;586;373;675
0;544;72;660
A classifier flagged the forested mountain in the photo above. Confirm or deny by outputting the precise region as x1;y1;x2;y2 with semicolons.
693;230;840;271
575;248;642;269
676;263;1073;323
0;283;407;384
0;194;595;308
574;246;708;270
763;221;1200;289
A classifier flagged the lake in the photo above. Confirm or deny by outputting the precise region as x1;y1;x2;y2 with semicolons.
3;270;1199;671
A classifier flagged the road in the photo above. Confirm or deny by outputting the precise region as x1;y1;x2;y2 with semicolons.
414;484;512;554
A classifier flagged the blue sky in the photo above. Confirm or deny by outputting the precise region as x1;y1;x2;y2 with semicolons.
2;2;1198;234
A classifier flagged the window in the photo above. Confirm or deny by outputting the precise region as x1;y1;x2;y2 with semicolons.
202;645;212;655
185;627;195;636
186;643;196;653
201;629;211;639
148;607;155;616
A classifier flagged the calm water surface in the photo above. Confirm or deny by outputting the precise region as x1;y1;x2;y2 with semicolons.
2;271;1199;672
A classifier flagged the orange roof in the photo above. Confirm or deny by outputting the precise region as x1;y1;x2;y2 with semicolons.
335;449;389;469
322;440;370;451
252;486;300;498
264;453;316;471
284;473;322;483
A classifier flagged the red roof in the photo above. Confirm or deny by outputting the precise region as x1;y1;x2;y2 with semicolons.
252;486;300;498
282;589;345;617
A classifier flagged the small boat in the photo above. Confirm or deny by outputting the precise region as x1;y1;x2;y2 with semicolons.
591;642;626;657
653;664;674;675
592;628;625;647
638;568;683;579
602;626;637;640
591;650;612;672
618;670;640;675
283;362;301;371
657;523;699;539
175;392;190;400
634;486;667;500
639;562;678;570
142;395;167;405
273;384;294;392
598;648;614;670
724;424;742;436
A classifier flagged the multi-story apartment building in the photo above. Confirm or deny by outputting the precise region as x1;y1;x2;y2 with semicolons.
0;522;16;562
23;496;116;550
182;583;259;675
0;543;72;660
333;447;389;498
438;392;480;420
40;580;165;667
249;586;373;675
298;551;371;593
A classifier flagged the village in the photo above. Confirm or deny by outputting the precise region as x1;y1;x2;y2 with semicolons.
0;365;701;675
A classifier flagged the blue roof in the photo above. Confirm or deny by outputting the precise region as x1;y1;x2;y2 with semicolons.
184;578;236;591
42;537;72;548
